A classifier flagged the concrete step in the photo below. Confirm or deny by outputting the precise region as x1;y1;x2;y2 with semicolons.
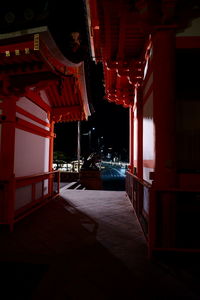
74;184;81;190
76;184;86;190
60;182;77;192
60;181;86;191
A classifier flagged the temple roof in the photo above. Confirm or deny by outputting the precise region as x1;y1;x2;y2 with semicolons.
87;0;200;107
0;26;91;122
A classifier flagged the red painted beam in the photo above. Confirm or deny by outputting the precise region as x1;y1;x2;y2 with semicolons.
52;105;81;116
25;89;52;113
16;106;50;127
153;29;177;187
0;41;34;54
16;118;52;138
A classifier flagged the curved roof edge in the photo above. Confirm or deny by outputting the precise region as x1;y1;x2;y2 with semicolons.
0;26;91;120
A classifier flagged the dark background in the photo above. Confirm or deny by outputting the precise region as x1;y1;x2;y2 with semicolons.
54;91;129;162
0;0;129;161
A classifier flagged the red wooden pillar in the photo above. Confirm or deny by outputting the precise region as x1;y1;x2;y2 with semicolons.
0;97;16;180
0;96;16;231
129;106;134;173
49;120;55;196
136;85;144;215
137;86;143;179
150;29;177;250
153;29;177;188
49;120;55;172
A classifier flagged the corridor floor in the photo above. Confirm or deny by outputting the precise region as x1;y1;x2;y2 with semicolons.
0;190;200;299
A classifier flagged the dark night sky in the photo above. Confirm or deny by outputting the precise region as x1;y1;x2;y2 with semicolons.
54;94;129;161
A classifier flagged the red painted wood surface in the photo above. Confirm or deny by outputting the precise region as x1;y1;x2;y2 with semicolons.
152;29;177;188
0;28;90;122
0;27;90;230
88;0;200;256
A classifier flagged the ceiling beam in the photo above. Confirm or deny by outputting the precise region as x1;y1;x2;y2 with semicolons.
52;105;81;116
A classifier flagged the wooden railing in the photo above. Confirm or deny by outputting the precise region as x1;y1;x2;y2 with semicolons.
126;171;151;238
0;171;60;231
0;178;15;225
126;171;200;256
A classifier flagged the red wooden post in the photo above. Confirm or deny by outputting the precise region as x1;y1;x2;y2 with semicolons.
129;106;134;173
137;86;144;216
49;120;55;172
49;120;55;196
0;96;16;180
0;95;16;230
137;86;143;179
153;29;177;188
151;29;177;249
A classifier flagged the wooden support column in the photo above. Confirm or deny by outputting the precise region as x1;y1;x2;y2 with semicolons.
153;29;177;188
49;120;55;172
136;85;144;216
129;106;134;173
0;95;16;231
49;120;55;196
137;86;143;179
0;96;16;180
151;29;177;249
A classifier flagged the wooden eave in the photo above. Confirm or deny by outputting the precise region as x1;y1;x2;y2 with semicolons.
0;26;91;122
87;0;185;108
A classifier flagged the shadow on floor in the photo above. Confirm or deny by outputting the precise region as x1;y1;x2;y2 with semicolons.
0;197;138;299
0;196;200;299
0;262;48;300
101;178;125;191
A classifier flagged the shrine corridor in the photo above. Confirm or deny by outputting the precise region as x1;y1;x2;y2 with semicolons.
0;190;199;299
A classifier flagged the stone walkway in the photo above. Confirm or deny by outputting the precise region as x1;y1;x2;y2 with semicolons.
0;190;199;299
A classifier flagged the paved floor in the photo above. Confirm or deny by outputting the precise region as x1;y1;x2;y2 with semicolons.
0;190;200;299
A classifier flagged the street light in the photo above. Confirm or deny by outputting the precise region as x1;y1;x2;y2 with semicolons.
77;121;81;172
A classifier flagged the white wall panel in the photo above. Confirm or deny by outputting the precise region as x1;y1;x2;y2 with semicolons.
143;92;155;183
14;129;49;177
17;97;49;122
40;90;51;106
16;112;50;131
133;110;137;168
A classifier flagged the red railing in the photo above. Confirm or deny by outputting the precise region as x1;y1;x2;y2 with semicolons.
126;171;151;239
0;171;60;231
0;178;15;225
126;171;200;256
